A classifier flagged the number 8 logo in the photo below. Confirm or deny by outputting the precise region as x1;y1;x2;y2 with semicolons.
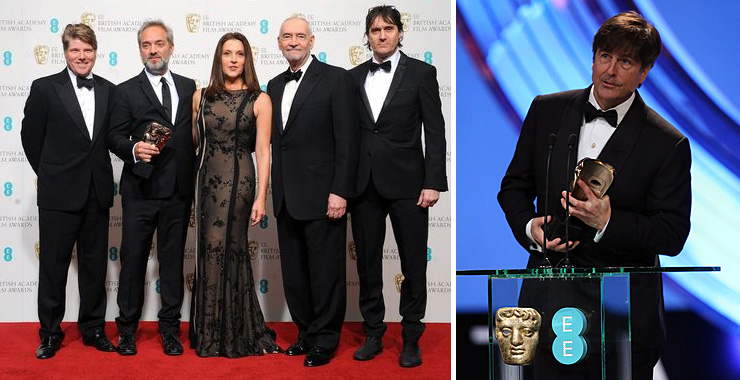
552;307;588;365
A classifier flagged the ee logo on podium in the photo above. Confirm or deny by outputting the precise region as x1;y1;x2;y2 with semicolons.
552;307;588;365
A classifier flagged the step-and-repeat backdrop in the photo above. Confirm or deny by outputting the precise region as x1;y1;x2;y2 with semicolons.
0;0;451;323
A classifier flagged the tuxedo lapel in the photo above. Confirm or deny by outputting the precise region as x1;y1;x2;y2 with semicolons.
597;91;646;175
552;88;589;187
137;70;170;124
52;70;90;141
272;77;286;135
357;61;374;123
377;52;408;121
91;75;108;142
284;58;322;133
172;73;188;128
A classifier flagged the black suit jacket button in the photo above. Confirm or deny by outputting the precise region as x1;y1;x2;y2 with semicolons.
373;129;378;134
281;146;287;151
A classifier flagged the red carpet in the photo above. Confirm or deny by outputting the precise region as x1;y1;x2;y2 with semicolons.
0;322;450;379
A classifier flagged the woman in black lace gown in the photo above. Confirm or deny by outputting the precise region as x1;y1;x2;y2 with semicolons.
190;32;279;358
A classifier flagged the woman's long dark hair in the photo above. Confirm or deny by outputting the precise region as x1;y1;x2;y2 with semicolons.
204;32;260;100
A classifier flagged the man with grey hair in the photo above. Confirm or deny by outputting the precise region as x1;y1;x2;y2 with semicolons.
108;19;196;356
267;16;358;367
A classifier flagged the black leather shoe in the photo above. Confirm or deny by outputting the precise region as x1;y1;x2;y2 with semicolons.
117;331;137;356
83;330;117;352
353;336;383;361
304;346;334;367
161;331;183;356
36;335;62;359
285;339;310;356
399;341;422;368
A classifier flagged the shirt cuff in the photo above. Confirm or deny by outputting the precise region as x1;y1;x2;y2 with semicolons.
131;142;138;164
593;217;610;243
525;218;543;252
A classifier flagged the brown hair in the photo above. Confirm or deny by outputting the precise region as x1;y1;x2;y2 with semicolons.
205;32;260;100
592;11;661;71
62;23;97;51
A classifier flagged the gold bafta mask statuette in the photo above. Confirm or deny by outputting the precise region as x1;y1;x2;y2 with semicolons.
569;158;615;201
395;273;405;293
494;307;541;366
143;122;172;151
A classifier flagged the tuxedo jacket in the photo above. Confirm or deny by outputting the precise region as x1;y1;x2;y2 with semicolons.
21;69;115;211
349;52;448;199
498;87;692;348
108;70;196;199
267;57;359;220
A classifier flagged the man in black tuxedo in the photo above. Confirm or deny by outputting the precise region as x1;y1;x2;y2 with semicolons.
21;23;117;359
498;12;691;380
108;20;195;356
266;16;358;367
348;5;448;368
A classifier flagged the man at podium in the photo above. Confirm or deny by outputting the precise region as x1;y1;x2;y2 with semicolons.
498;11;692;380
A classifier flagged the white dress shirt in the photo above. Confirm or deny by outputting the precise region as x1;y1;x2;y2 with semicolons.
67;68;95;138
364;49;401;122
282;55;313;130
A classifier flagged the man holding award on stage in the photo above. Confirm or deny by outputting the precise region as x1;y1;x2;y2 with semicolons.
108;19;196;356
498;11;692;380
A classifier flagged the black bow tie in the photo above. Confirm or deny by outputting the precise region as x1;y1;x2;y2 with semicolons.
369;60;391;73
584;102;618;127
283;69;303;83
76;76;94;90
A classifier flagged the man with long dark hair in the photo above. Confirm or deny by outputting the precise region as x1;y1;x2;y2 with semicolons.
349;5;448;368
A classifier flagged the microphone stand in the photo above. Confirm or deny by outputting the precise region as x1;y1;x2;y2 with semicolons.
539;134;557;268
561;134;577;268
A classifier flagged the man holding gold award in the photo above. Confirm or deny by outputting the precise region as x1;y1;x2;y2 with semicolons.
497;11;692;380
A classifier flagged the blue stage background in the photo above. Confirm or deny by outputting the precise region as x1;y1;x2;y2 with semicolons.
456;0;740;375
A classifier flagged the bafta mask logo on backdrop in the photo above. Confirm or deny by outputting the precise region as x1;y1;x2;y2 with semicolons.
347;240;357;260
400;12;412;32
248;240;259;261
34;45;49;65
395;273;404;293
186;13;201;33
186;273;195;292
494;307;542;366
34;241;40;260
80;12;96;29
348;46;364;66
189;210;195;228
251;46;260;62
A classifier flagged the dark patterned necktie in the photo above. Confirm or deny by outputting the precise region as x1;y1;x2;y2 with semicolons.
160;77;172;121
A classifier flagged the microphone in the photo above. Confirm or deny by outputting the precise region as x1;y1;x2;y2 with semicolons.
539;133;557;268
561;134;578;268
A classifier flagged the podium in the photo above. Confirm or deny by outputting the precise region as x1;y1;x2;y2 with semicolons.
456;266;720;380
